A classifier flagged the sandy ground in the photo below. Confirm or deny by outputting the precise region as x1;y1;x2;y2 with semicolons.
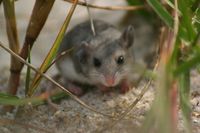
0;1;200;133
0;69;200;133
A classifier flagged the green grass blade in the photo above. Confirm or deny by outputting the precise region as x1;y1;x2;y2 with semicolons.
165;0;181;15
179;72;192;133
0;92;43;106
27;0;78;97
147;0;173;28
179;0;196;42
0;91;68;106
191;0;200;12
126;0;144;5
193;8;200;34
174;52;200;75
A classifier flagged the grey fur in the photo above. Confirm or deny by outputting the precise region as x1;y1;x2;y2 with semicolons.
56;20;136;87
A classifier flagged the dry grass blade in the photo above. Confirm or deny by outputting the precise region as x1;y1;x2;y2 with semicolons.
25;46;31;95
20;0;55;62
168;1;179;132
28;0;78;96
9;0;55;97
0;118;52;133
64;0;145;11
0;42;113;118
15;0;56;97
3;0;20;95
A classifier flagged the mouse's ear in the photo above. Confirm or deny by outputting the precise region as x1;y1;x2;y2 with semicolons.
120;25;134;48
75;41;91;64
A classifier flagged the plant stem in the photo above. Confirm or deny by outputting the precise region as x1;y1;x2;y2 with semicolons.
5;0;55;98
2;0;20;112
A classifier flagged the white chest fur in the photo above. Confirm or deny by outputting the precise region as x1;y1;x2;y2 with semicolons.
58;58;91;84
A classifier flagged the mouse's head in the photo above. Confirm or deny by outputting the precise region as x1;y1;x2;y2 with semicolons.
76;26;134;87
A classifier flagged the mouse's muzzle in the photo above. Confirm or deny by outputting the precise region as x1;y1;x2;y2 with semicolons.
103;74;120;87
105;76;115;87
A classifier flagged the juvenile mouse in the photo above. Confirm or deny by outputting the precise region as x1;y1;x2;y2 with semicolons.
56;20;136;96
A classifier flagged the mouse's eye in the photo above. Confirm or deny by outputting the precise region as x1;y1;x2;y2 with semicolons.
93;58;101;68
116;56;124;65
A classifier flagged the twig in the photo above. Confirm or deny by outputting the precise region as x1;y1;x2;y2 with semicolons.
0;41;113;119
63;0;145;11
45;48;73;72
84;0;96;36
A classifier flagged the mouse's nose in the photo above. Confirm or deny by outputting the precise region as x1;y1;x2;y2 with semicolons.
105;76;115;87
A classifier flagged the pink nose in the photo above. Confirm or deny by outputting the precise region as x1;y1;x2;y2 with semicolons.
105;76;115;86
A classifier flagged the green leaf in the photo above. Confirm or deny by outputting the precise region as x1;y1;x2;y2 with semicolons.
174;52;200;75
127;0;144;5
179;72;192;132
147;0;174;28
191;0;200;12
178;0;196;42
126;0;155;21
0;92;68;106
193;8;200;32
27;0;78;97
0;93;42;106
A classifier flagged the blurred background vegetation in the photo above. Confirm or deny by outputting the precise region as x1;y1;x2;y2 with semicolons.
0;0;200;132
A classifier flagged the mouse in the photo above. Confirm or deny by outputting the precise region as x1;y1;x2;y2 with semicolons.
56;20;138;96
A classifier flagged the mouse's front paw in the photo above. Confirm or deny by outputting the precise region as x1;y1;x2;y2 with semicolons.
97;85;111;92
120;80;131;93
65;82;84;96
